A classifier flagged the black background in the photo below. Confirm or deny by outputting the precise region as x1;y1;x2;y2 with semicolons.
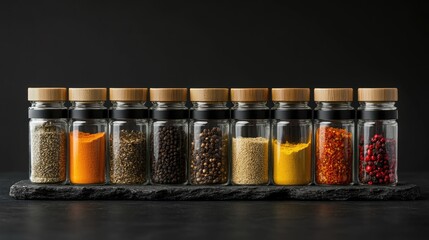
0;0;427;173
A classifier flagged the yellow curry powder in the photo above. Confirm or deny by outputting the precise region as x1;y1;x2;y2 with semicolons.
70;131;106;184
273;140;311;185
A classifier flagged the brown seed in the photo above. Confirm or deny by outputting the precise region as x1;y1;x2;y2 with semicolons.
110;129;147;184
30;122;66;183
190;127;228;185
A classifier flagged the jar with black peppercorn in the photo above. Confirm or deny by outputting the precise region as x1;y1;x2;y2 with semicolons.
28;88;67;184
150;88;188;184
358;88;398;186
314;88;354;185
189;88;229;185
109;88;148;185
231;88;270;185
271;88;312;186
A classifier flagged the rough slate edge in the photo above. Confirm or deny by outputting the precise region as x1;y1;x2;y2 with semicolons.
9;180;421;201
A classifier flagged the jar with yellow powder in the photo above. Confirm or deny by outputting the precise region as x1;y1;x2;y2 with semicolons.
271;88;312;185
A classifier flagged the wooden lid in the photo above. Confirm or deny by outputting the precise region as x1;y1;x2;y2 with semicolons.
231;88;268;102
28;88;67;101
272;88;310;101
150;88;187;102
110;88;148;101
314;88;353;102
69;88;107;101
190;88;229;102
358;88;398;101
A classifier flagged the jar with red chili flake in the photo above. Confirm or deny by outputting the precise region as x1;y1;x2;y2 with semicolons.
314;88;354;185
358;88;398;186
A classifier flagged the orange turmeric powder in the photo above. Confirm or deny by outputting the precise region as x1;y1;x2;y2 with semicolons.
70;131;106;184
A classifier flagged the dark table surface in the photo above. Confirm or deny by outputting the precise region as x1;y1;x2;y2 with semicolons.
1;172;428;240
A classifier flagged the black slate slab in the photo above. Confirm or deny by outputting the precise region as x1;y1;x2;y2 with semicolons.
9;180;421;200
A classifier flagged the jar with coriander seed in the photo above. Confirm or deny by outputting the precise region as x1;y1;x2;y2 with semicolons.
28;88;67;183
314;88;354;185
189;88;229;185
231;88;270;185
358;88;398;186
109;88;148;184
69;88;108;184
271;88;312;186
150;88;188;184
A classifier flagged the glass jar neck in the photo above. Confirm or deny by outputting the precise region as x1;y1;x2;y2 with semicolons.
152;101;187;109
359;102;396;110
31;101;65;109
112;101;145;109
275;101;310;109
316;101;353;110
192;102;227;109
71;101;105;109
233;102;268;109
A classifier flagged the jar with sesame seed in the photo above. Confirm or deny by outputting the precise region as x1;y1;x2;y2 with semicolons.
231;88;270;185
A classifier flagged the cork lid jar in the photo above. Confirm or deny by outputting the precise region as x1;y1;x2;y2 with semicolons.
28;87;68;118
69;88;106;102
314;88;353;102
150;88;187;102
231;88;269;119
28;87;67;102
231;88;268;103
190;88;229;120
150;88;188;119
110;88;148;102
190;88;229;108
110;88;147;109
272;88;310;102
272;88;312;120
358;88;398;115
358;88;398;102
110;88;148;119
190;88;229;102
314;88;354;120
68;88;107;119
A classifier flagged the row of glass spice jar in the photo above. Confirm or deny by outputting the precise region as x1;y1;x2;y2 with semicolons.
28;87;398;186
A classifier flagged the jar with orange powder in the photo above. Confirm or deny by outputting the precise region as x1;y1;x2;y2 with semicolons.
69;88;108;184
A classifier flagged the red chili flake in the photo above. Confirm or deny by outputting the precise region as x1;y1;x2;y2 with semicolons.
315;126;353;185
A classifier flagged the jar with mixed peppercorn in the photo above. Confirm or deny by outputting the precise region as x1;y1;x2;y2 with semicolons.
314;88;354;185
358;88;398;186
189;88;229;185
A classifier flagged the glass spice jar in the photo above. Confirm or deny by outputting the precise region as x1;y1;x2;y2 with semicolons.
69;88;108;184
109;88;148;184
28;88;67;183
189;88;229;185
150;88;188;184
271;88;312;186
231;88;270;185
358;88;398;186
314;88;354;185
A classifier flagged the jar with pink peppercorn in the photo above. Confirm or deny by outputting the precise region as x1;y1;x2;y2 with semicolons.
358;88;398;186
